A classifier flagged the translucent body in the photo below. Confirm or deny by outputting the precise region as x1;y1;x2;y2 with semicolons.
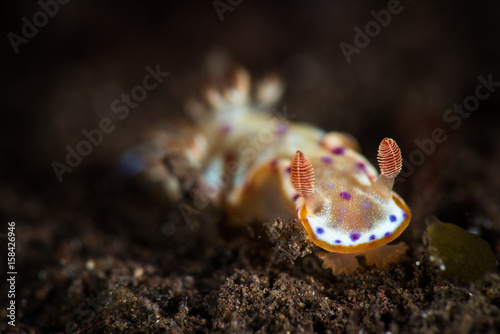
133;68;412;275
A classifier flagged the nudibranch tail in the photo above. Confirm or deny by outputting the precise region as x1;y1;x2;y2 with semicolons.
374;138;402;198
291;150;315;197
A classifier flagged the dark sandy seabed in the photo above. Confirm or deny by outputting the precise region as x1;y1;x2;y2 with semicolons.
2;1;500;333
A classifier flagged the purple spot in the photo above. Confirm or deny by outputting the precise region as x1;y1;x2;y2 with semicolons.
220;124;231;134
389;215;397;223
340;192;352;200
316;227;324;235
356;162;366;170
335;239;342;244
350;231;361;241
321;156;333;164
276;123;288;134
363;201;371;209
369;235;376;241
270;159;278;167
286;167;291;174
293;194;300;201
296;208;300;214
384;232;392;237
403;213;408;219
331;147;345;155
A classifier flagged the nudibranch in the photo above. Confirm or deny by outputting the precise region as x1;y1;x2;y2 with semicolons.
122;65;412;275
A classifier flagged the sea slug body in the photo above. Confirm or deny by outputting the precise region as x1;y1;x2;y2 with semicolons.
124;65;412;275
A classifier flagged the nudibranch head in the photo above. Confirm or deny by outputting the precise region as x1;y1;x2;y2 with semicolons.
291;138;411;253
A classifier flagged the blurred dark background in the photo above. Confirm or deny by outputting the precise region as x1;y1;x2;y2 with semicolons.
1;0;500;331
3;0;500;229
2;0;500;181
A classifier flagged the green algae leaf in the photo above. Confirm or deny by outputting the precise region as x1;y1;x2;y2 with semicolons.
425;216;498;285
